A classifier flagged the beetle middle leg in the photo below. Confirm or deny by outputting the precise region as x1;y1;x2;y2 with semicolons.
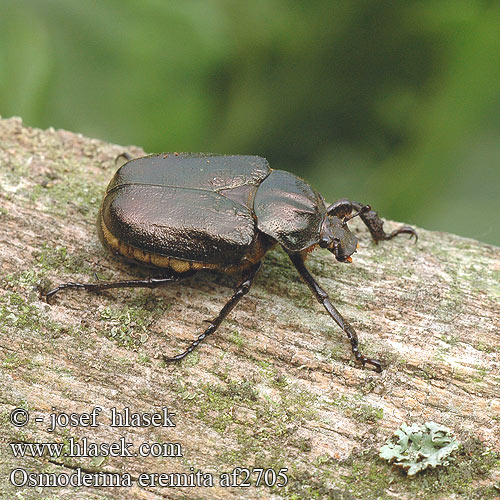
163;262;261;362
115;151;133;167
44;271;196;302
288;252;382;372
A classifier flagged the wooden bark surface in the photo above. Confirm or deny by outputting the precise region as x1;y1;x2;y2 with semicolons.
0;116;499;499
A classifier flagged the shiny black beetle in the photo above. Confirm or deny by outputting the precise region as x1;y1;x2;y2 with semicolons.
46;153;417;372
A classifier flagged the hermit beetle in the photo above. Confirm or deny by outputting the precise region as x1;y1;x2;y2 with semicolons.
46;153;417;372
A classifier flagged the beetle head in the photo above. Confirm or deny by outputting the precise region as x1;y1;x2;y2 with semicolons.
319;215;358;262
319;203;371;262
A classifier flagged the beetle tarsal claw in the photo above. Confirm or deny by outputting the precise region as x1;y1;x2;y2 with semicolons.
388;226;418;243
360;356;383;373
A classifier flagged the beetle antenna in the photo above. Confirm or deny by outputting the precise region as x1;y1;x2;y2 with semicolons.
344;204;370;223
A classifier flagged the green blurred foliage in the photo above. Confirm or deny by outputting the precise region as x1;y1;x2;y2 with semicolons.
1;0;499;245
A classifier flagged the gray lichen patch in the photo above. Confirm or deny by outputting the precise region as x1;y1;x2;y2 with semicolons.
379;421;460;475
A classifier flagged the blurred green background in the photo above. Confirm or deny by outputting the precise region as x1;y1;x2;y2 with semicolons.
1;0;499;245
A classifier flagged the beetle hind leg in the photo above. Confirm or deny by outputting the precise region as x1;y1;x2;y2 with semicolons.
351;201;417;244
44;271;196;302
163;262;261;362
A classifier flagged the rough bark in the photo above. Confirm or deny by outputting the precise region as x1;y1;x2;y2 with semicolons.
0;116;499;500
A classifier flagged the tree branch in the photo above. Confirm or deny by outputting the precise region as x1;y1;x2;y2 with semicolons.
1;116;498;499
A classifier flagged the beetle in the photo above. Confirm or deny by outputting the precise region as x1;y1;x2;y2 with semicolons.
46;153;417;372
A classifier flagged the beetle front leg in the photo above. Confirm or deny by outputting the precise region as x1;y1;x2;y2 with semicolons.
351;201;417;244
163;262;261;362
288;253;382;372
